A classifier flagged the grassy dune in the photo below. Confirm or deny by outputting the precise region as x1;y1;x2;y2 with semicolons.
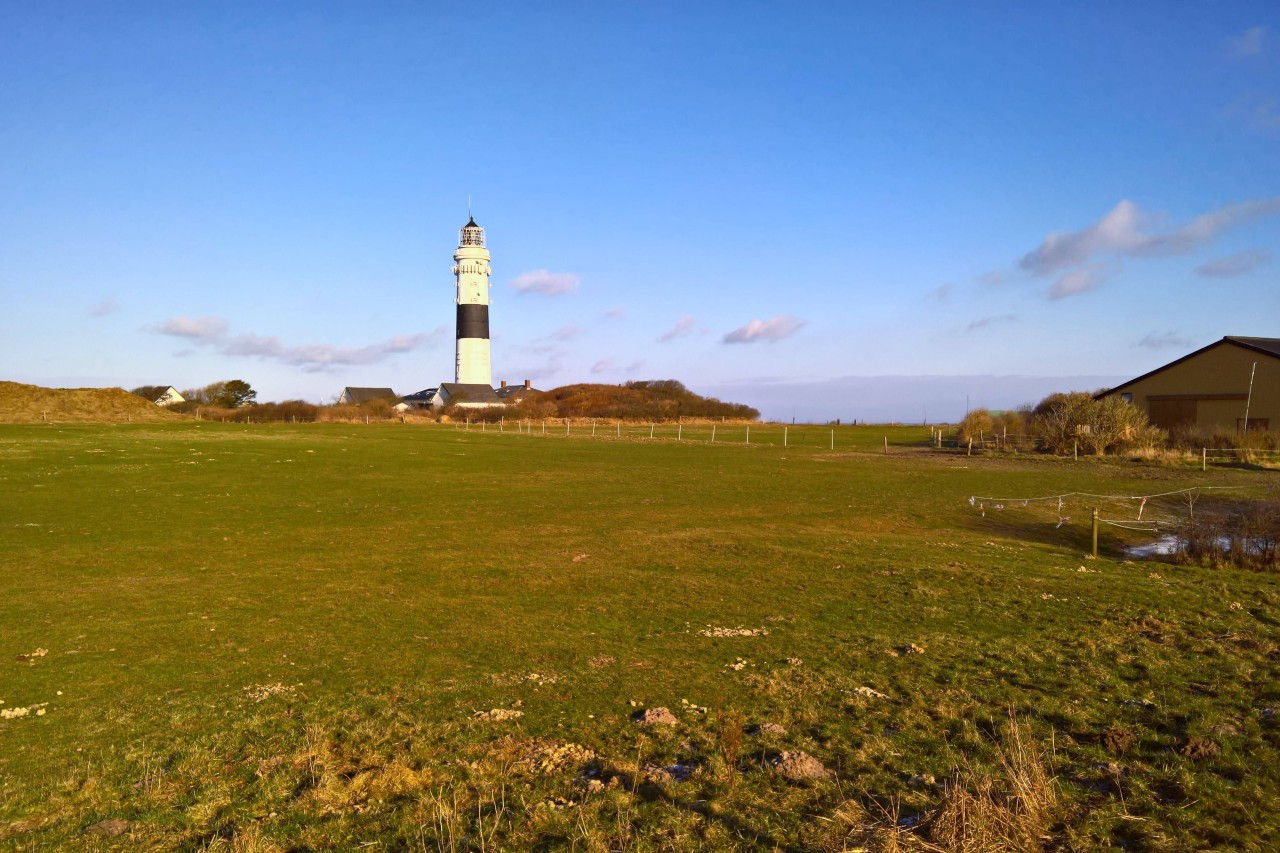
0;383;181;424
1;422;1277;850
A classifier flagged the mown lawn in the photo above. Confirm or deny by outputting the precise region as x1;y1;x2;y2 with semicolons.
0;422;1277;851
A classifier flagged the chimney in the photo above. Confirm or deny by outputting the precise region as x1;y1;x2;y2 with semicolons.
524;379;531;389
500;380;507;388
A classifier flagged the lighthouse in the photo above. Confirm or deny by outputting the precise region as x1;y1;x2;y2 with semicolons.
453;216;492;385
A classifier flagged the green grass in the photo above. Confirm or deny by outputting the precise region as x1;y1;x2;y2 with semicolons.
1;422;1277;851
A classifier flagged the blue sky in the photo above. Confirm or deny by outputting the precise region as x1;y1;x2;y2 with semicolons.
2;2;1277;420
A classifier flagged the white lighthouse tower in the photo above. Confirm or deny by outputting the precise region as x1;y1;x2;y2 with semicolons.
453;216;492;385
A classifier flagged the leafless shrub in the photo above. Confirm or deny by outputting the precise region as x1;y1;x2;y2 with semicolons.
1031;392;1156;456
957;409;993;446
1168;425;1278;452
1172;498;1280;571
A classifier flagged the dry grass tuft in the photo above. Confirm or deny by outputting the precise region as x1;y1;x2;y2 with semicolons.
925;715;1059;852
715;708;745;786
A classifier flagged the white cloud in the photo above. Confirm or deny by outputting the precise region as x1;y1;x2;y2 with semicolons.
156;316;444;372
511;269;579;295
1019;197;1280;278
590;359;612;374
1230;26;1266;57
1195;249;1269;277
1138;332;1195;350
1048;267;1104;300
964;314;1017;332
1019;201;1146;276
657;315;698;343
159;315;230;340
221;331;442;372
723;315;806;344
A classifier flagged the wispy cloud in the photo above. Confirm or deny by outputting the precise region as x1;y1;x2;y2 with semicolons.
925;283;952;302
1195;249;1269;278
1138;332;1195;350
591;358;643;374
1048;267;1105;300
964;314;1017;332
657;315;698;343
1230;25;1267;58
89;298;119;317
723;315;806;344
507;361;562;381
221;332;440;371
511;269;579;295
547;324;584;341
975;269;1007;287
604;307;626;319
159;315;230;340
1019;198;1280;278
156;315;445;372
1225;94;1280;130
1252;97;1280;128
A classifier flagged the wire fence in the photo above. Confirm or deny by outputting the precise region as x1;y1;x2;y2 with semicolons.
1200;448;1280;469
965;484;1276;558
448;418;951;452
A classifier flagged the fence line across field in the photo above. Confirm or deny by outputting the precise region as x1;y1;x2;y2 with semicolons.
1202;447;1280;469
967;485;1245;504
451;418;936;449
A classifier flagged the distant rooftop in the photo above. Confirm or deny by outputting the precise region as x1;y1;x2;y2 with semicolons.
1225;336;1280;358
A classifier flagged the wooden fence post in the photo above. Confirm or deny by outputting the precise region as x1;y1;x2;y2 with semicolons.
1092;507;1099;558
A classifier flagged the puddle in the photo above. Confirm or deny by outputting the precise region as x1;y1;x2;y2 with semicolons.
1125;535;1181;558
1126;534;1262;559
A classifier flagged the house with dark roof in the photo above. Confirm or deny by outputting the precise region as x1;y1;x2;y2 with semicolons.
337;387;397;406
494;379;538;401
154;386;185;407
396;388;439;410
1096;336;1279;432
435;383;505;408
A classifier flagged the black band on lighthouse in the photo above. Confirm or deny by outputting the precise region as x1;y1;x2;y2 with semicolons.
456;304;490;340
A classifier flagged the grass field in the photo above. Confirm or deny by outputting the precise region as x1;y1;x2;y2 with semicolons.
1;422;1278;851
